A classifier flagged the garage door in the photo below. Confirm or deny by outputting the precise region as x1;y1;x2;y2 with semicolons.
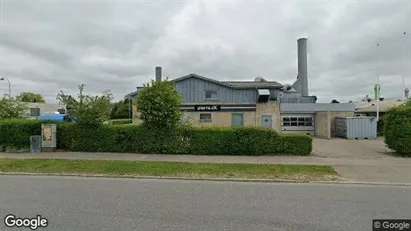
281;114;315;135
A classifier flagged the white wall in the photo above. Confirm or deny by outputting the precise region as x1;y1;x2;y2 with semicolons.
25;103;67;118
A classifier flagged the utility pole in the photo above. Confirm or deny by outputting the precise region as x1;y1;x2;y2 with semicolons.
376;43;380;122
403;32;407;103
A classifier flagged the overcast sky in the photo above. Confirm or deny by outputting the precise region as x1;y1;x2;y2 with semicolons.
0;0;410;103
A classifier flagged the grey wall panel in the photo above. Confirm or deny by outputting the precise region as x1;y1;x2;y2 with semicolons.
335;117;377;139
280;103;355;112
175;77;257;103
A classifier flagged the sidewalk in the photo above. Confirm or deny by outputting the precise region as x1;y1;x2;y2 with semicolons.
0;152;410;183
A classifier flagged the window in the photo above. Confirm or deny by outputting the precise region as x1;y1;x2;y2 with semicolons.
58;108;66;114
281;116;314;127
30;108;40;117
200;113;212;122
205;90;218;100
231;113;244;127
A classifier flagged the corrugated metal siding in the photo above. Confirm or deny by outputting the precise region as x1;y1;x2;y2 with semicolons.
269;89;280;100
335;117;377;139
175;77;257;103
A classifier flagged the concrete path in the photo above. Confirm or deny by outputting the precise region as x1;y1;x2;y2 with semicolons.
0;150;410;184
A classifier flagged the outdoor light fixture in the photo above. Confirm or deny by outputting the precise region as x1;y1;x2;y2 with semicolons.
0;77;11;98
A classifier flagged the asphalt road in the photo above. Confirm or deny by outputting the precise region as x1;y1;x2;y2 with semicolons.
0;176;410;231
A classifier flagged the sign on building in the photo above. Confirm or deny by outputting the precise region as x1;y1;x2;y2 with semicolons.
195;105;221;111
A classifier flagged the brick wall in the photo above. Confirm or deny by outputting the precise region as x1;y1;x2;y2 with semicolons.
315;111;331;139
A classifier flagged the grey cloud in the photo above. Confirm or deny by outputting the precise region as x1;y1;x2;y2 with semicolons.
0;1;410;104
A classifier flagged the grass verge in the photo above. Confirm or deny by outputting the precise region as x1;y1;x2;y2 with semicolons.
0;158;340;181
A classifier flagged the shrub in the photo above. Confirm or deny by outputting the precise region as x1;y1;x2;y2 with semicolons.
189;127;284;155
377;119;384;136
0;119;44;149
137;79;182;130
1;119;313;156
278;134;313;155
110;119;132;125
384;106;411;156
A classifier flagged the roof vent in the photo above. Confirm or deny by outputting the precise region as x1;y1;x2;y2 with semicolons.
254;76;267;82
257;89;270;102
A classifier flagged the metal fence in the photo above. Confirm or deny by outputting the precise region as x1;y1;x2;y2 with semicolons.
30;135;42;153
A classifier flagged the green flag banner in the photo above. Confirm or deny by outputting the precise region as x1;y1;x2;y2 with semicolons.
374;84;381;100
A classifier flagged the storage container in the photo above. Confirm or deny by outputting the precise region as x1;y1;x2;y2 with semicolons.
335;117;377;139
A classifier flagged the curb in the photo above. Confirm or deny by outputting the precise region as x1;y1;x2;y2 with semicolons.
0;172;410;186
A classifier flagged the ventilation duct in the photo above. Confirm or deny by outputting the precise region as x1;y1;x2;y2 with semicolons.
257;89;270;102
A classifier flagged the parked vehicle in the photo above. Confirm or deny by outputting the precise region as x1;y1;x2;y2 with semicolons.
38;114;75;123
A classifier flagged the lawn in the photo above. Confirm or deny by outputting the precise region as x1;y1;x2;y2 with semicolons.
0;158;339;181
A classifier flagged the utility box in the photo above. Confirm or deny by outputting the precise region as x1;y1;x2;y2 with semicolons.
41;124;57;152
30;136;42;153
335;117;377;139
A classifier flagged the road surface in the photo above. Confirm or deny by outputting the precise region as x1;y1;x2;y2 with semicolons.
0;176;410;231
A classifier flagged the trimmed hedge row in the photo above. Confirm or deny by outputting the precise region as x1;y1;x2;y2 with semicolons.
109;119;132;125
384;106;411;156
0;119;67;149
0;119;43;148
0;120;313;155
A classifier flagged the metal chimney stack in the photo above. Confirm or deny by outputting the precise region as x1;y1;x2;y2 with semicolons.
155;66;162;82
297;38;308;96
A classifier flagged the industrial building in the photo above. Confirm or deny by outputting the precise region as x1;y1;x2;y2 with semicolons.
354;95;408;119
25;102;67;119
127;38;355;138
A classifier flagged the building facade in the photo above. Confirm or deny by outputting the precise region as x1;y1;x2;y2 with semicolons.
126;38;355;138
127;73;354;138
24;102;67;119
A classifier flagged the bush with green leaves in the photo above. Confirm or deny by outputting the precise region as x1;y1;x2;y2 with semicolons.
0;120;312;155
384;105;411;156
136;79;182;130
0;97;28;119
110;119;132;125
0;119;44;149
57;125;311;155
57;84;113;126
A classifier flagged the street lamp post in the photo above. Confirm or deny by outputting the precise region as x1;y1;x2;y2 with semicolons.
128;97;132;119
0;77;11;98
403;32;408;103
376;43;380;122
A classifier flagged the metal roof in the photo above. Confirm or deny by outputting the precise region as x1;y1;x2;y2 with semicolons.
125;73;283;98
222;81;282;89
171;74;282;89
355;99;405;112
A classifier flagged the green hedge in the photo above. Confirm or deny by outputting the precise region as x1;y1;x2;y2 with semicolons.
109;119;132;125
0;120;312;155
384;106;411;156
0;119;67;149
0;119;43;148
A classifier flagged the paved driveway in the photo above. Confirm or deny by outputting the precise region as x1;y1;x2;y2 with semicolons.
313;137;393;158
312;137;411;183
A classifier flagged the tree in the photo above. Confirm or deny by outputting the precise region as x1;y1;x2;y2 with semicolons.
406;98;411;107
56;84;113;125
137;79;182;130
331;99;340;103
0;97;28;119
110;98;131;119
16;92;46;103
